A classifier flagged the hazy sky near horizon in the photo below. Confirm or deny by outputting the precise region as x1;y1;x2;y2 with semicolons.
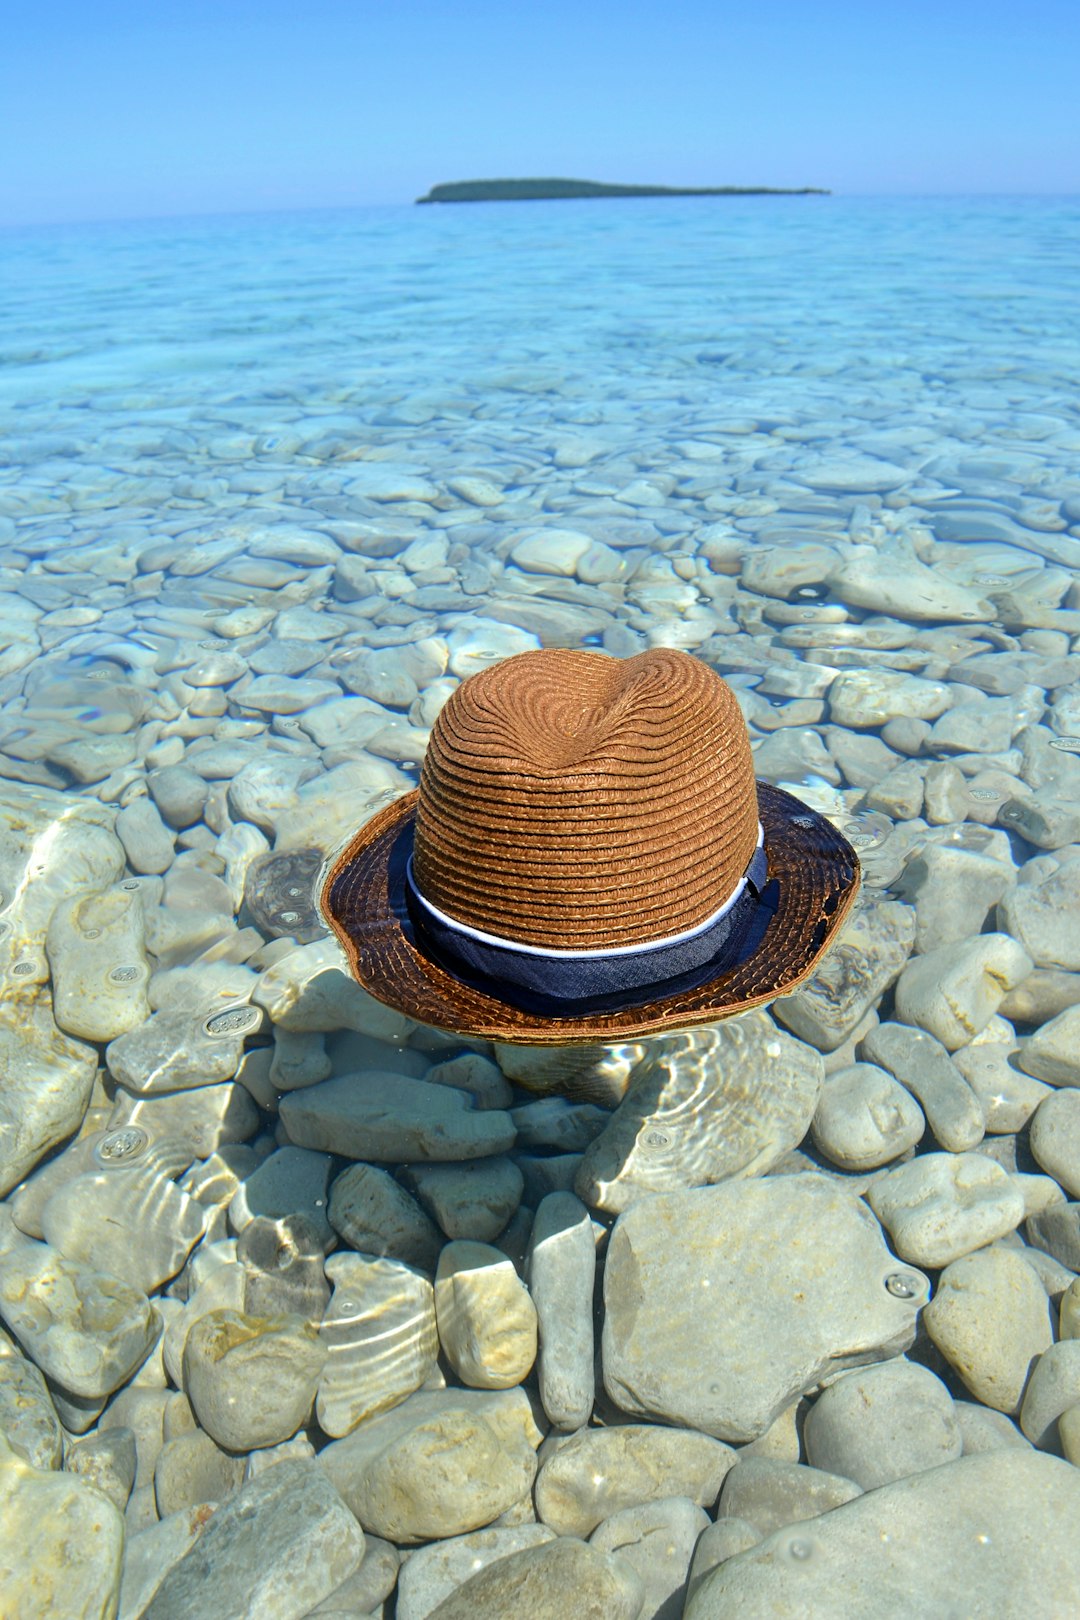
3;0;1076;226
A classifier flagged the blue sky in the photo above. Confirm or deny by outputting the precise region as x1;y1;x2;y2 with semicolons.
3;0;1076;225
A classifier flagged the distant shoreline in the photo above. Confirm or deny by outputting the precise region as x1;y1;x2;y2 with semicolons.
416;178;830;204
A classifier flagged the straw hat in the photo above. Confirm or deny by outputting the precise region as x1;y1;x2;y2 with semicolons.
321;648;860;1045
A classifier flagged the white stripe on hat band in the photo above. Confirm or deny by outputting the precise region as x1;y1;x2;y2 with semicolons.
406;821;765;961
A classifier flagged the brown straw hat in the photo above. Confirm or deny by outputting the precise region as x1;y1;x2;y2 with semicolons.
321;648;860;1045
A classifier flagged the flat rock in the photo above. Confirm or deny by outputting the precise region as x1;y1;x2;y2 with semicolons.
0;992;98;1198
999;856;1080;971
424;1536;644;1620
1019;1339;1080;1448
317;1251;438;1436
396;1525;556;1620
717;1456;862;1533
1030;1087;1080;1195
41;1156;205;1293
106;1004;256;1094
803;1360;961;1489
575;1013;823;1213
143;1458;365;1620
534;1424;735;1537
923;1247;1054;1412
899;841;1015;953
602;1176;925;1442
683;1452;1080;1618
45;882;151;1040
0;1336;62;1468
828;669;952;728
867;1152;1026;1267
280;1073;516;1162
319;1386;543;1543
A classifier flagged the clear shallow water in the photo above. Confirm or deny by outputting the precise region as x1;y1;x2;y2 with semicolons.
2;196;1080;1613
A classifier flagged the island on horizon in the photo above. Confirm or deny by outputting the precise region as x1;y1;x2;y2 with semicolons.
416;177;830;204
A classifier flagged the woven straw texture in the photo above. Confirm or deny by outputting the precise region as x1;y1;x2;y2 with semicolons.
413;648;759;948
321;649;860;1047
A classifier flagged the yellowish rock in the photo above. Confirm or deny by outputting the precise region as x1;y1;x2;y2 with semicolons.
0;1431;124;1618
435;1241;538;1389
923;1248;1053;1412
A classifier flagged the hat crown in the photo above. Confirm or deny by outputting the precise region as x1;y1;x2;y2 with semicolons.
413;648;759;950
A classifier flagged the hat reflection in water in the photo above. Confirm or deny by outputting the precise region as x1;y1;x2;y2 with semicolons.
321;649;860;1046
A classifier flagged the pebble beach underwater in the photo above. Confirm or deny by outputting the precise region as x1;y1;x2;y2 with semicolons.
3;193;1080;1617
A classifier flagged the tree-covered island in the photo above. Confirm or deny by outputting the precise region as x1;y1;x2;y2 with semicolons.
416;178;830;203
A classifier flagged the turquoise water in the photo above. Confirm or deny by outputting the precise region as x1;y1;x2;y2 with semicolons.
2;196;1080;1612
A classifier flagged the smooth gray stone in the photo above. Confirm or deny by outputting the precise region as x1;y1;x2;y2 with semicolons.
41;1155;205;1293
1018;1005;1080;1087
525;1192;596;1430
773;897;915;1051
899;842;1014;952
602;1176;924;1442
534;1424;735;1537
517;1152;584;1206
327;1163;442;1271
118;1505;219;1620
0;1236;161;1398
434;1240;537;1391
999;858;1080;971
825;727;901;789
396;1526;555;1620
1030;1089;1080;1197
860;1022;984;1151
1000;794;1080;850
116;796;176;875
923;1247;1054;1413
279;1073;516;1162
153;1430;246;1517
148;766;209;829
143;1459;365;1620
1026;1203;1080;1270
685;1518;761;1608
1002;969;1080;1025
893;933;1033;1050
104;1386;169;1488
425;1053;514;1110
65;1425;137;1510
0;997;98;1199
307;1536;400;1618
424;1537;644;1620
399;1157;524;1241
683;1452;1080;1619
804;1361;961;1489
717;1456;862;1533
509;1098;610;1152
106;1005;254;1094
318;1386;542;1543
237;1214;331;1323
1020;1340;1080;1449
575;1013;823;1213
229;1146;334;1248
955;1402;1034;1455
0;1334;62;1467
590;1495;709;1620
810;1063;925;1171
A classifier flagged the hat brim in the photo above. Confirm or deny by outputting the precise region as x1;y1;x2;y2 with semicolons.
320;783;860;1046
